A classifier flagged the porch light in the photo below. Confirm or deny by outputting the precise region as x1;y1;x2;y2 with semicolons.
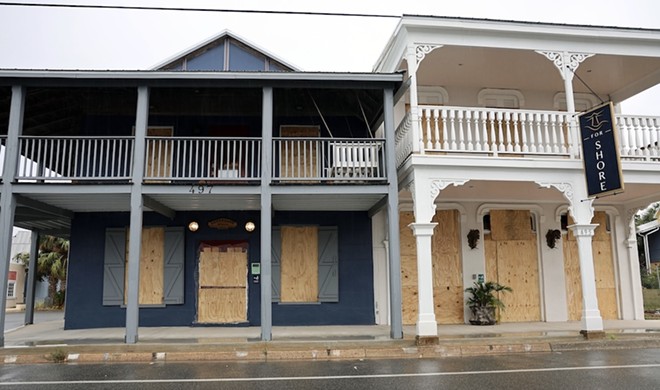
188;221;199;232
245;221;256;232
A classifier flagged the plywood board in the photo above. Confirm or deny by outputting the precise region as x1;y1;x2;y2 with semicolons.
495;240;541;322
280;126;320;180
490;210;535;241
280;226;319;302
199;247;247;288
197;288;246;323
562;234;619;320
145;127;173;183
484;233;498;283
402;285;418;325
562;234;583;321
431;209;463;324
125;227;164;305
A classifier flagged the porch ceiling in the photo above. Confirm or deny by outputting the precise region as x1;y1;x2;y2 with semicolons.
415;46;660;104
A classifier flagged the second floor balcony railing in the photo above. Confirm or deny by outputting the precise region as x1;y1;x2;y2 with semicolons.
9;136;387;184
395;105;660;167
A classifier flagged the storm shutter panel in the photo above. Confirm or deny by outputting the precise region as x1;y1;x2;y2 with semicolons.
271;228;281;302
103;228;126;306
163;227;185;304
318;227;339;302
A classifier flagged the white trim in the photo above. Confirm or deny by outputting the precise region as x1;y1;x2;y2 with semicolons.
408;86;449;105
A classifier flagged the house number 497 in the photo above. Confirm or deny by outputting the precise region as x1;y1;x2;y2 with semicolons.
190;184;213;194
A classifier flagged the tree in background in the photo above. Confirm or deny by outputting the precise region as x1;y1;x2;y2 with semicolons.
14;235;69;308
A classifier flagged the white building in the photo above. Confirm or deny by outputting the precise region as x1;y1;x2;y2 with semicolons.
373;16;660;341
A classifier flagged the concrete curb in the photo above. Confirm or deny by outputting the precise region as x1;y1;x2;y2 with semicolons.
3;335;659;364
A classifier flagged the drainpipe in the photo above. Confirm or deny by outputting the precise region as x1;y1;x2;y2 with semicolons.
638;227;659;274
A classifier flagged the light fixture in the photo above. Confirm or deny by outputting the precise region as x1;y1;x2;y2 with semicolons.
188;221;199;232
245;221;256;232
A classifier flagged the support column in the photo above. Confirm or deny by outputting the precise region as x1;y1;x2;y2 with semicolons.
569;223;604;338
260;86;273;341
384;87;403;339
405;46;422;153
409;223;438;343
125;86;149;344
0;86;25;347
24;230;40;325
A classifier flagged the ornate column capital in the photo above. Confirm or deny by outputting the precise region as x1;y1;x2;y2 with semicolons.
536;181;594;224
408;222;438;237
536;181;574;203
568;223;599;237
535;51;594;81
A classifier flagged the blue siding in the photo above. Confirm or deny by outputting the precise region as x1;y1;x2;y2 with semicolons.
187;43;225;71
65;210;374;329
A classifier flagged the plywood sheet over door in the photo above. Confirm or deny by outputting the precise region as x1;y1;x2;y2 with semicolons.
125;227;164;305
280;226;319;302
280;126;320;181
197;245;247;323
563;211;618;320
399;210;464;325
145;127;173;183
485;210;541;322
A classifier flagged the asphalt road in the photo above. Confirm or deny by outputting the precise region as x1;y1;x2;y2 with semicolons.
3;311;63;333
1;348;659;389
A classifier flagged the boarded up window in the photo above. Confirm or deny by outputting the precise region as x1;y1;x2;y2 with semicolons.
272;226;338;303
102;227;184;306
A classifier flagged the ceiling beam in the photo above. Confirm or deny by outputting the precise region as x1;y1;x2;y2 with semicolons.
15;194;74;219
143;195;176;220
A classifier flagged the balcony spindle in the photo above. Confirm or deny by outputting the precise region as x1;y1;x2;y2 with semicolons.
529;113;539;154
549;114;559;154
512;112;521;153
496;111;505;152
439;108;447;150
480;111;490;152
503;112;513;152
465;110;475;151
450;109;458;150
457;110;466;151
521;112;530;153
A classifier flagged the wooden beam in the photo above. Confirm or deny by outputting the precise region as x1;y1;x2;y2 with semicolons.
143;195;175;220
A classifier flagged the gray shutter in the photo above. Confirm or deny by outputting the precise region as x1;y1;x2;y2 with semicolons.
103;228;126;306
163;227;185;305
271;228;281;302
318;227;339;302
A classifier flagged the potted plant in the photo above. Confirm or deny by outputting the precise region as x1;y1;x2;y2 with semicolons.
465;281;512;325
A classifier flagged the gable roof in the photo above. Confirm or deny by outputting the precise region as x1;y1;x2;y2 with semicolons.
151;29;300;71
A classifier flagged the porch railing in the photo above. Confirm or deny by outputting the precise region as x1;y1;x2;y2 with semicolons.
616;115;660;161
143;137;261;182
16;136;134;182
272;137;386;183
397;106;660;163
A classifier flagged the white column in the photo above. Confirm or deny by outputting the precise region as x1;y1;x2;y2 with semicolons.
409;222;438;338
405;46;422;153
569;223;604;334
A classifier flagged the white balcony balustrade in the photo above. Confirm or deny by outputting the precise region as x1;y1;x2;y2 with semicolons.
395;106;660;166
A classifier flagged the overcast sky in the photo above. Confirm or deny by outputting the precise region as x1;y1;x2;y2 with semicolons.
1;0;659;114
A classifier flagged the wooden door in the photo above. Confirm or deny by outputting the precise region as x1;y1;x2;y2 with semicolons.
197;244;248;323
485;210;541;322
145;127;173;182
279;126;320;181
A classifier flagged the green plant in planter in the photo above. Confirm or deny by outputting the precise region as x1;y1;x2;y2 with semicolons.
465;281;512;325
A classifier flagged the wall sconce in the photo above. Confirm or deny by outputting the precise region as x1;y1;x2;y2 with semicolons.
245;221;256;232
467;229;480;249
546;229;561;249
188;221;199;232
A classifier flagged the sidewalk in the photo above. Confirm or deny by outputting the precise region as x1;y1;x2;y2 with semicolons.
3;318;660;364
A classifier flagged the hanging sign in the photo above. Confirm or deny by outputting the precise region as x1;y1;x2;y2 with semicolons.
208;218;237;230
578;102;624;198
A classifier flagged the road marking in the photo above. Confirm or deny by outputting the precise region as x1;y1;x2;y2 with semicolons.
2;363;660;386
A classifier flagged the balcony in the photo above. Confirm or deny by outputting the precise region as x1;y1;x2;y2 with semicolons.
395;106;660;167
7;136;386;184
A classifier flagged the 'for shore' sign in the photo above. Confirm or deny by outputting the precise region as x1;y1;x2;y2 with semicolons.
578;102;624;198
